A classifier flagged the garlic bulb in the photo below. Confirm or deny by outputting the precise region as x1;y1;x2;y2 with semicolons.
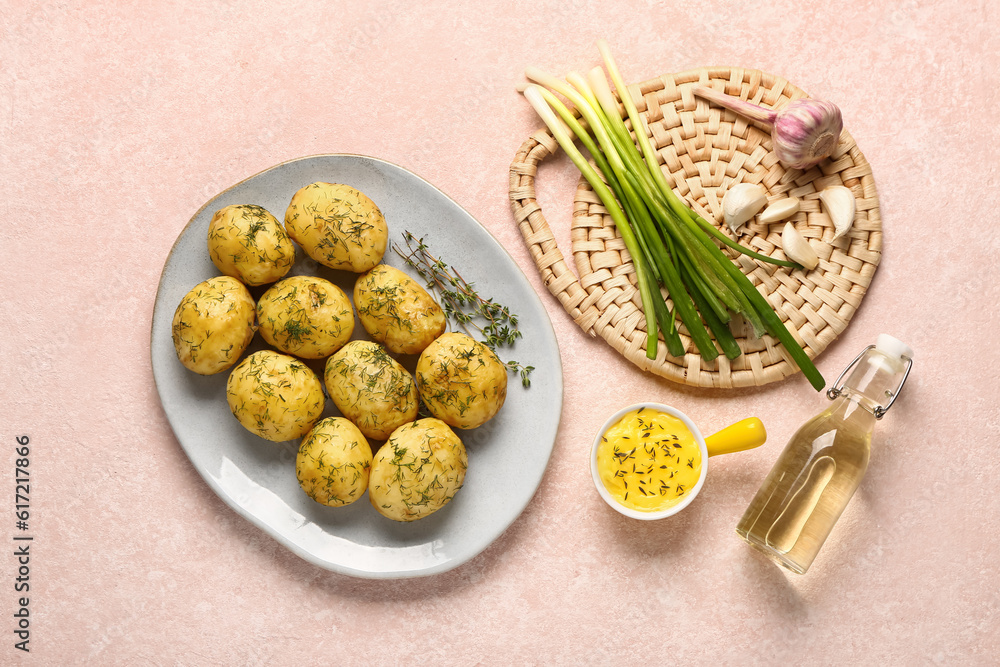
781;222;819;270
759;197;800;224
693;86;843;170
819;186;856;240
722;183;767;234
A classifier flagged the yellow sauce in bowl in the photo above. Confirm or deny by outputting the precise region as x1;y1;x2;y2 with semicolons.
596;408;703;512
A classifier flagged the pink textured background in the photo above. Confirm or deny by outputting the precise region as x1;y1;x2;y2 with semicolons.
3;0;998;663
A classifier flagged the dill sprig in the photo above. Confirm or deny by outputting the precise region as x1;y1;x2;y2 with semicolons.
393;231;534;388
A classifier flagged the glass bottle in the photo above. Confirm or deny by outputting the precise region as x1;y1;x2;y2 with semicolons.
735;334;913;574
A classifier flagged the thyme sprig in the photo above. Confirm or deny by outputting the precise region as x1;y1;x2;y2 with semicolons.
394;231;534;388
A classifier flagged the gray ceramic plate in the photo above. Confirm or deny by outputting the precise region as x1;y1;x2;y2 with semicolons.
151;154;563;578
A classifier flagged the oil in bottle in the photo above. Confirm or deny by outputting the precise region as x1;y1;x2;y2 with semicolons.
736;335;912;574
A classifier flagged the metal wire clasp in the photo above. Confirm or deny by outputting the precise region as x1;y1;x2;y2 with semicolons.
826;345;913;419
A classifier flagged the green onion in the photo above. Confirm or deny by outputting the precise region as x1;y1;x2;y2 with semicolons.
523;85;660;358
521;44;826;391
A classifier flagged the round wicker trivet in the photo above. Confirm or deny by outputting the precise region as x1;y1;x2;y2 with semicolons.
509;67;881;389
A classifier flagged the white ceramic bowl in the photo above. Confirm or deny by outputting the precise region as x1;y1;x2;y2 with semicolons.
590;402;710;520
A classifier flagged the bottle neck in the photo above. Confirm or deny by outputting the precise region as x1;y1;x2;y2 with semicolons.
836;348;908;421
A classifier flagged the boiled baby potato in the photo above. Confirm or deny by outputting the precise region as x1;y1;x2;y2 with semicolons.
369;418;467;522
207;204;295;286
324;340;419;441
416;332;507;430
296;417;372;507
284;182;387;273
226;349;325;442
171;276;257;375
256;275;354;359
354;264;447;355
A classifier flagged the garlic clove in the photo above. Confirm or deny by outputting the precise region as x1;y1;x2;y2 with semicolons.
819;185;856;241
723;183;767;234
781;222;819;270
759;197;801;224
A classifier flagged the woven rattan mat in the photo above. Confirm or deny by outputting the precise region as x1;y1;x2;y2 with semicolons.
509;67;881;389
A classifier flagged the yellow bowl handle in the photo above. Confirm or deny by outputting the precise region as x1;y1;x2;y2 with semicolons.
704;417;767;457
